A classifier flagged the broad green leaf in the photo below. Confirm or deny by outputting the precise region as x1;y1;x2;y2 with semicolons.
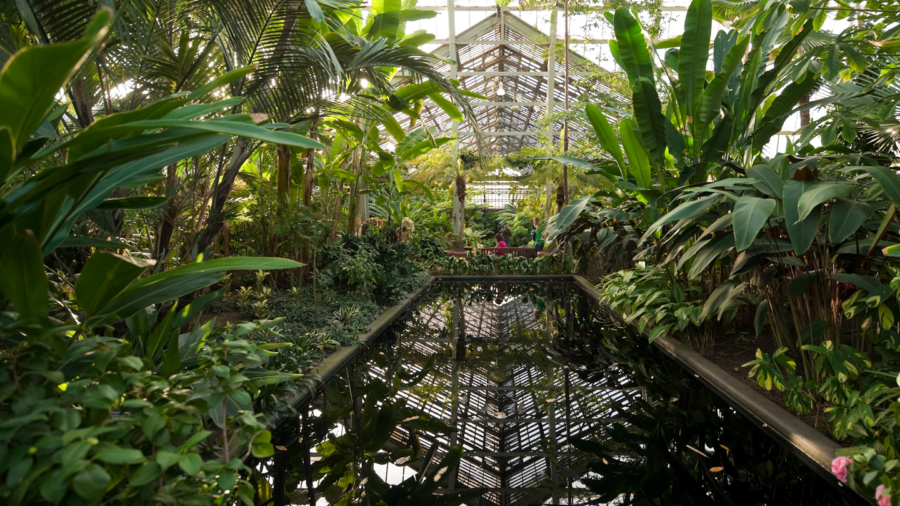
783;179;820;255
73;463;111;500
370;0;402;41
755;300;769;336
0;126;13;183
90;257;302;325
304;0;325;21
0;10;111;152
752;73;818;152
679;0;712;121
641;194;720;242
748;20;813;115
733;196;776;251
687;234;735;279
698;36;749;129
746;163;783;199
831;273;881;293
0;231;48;321
178;453;203;475
613;8;654;85
58;236;131;250
94;448;146;465
699;114;733;163
822;200;868;243
632;77;668;166
428;93;463;121
96;196;168;210
796;182;855;221
75;253;153;316
80;119;325;150
130;462;162;486
864;166;900;206
649;324;672;343
585;104;626;177
619;118;652;188
551;195;596;239
868;204;896;260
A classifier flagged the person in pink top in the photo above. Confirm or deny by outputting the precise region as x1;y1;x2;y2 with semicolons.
494;233;507;248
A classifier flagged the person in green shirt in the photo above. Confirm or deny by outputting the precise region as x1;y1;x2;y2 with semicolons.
532;217;546;253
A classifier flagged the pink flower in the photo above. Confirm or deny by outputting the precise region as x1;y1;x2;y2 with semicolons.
876;484;891;506
832;456;852;483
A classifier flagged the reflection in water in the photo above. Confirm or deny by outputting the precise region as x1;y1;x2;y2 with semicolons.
258;282;861;506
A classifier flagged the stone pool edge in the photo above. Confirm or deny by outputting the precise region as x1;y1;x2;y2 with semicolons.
571;274;869;503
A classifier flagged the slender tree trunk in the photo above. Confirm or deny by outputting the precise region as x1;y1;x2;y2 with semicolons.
455;174;467;250
69;77;95;128
276;144;293;205
799;92;811;127
301;116;319;280
346;148;360;236
303;116;319;207
328;158;349;242
153;163;180;267
195;137;252;256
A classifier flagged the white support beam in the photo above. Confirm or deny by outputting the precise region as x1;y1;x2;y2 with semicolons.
432;38;610;45
546;9;557;139
413;5;688;11
437;131;590;136
471;101;547;107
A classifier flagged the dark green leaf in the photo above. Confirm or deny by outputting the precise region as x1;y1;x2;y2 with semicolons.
733;196;776;251
75;252;152;316
0;231;48;321
632;77;668;166
679;0;713;121
797;182;855;221
613;8;654;84
95;196;168;210
585;104;626;177
72;463;110;500
783;179;820;255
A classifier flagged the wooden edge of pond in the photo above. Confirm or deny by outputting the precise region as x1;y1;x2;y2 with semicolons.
571;275;869;503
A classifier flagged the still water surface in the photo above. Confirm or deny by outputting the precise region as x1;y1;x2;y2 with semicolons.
269;282;861;505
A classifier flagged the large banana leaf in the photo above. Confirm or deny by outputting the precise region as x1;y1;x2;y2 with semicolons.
783;179;820;255
679;0;712;123
585;104;626;177
733;196;776;251
613;8;654;85
698;35;748;131
619;118;652;188
369;0;402;41
632;77;668;166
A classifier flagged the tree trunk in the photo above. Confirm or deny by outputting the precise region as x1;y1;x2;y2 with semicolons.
153;163;180;267
276;144;293;205
454;174;467;250
303;116;319;207
799;92;811;127
195;137;252;256
328;181;344;243
69;77;95;128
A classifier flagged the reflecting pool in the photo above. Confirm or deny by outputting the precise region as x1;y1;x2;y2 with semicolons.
263;282;864;505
